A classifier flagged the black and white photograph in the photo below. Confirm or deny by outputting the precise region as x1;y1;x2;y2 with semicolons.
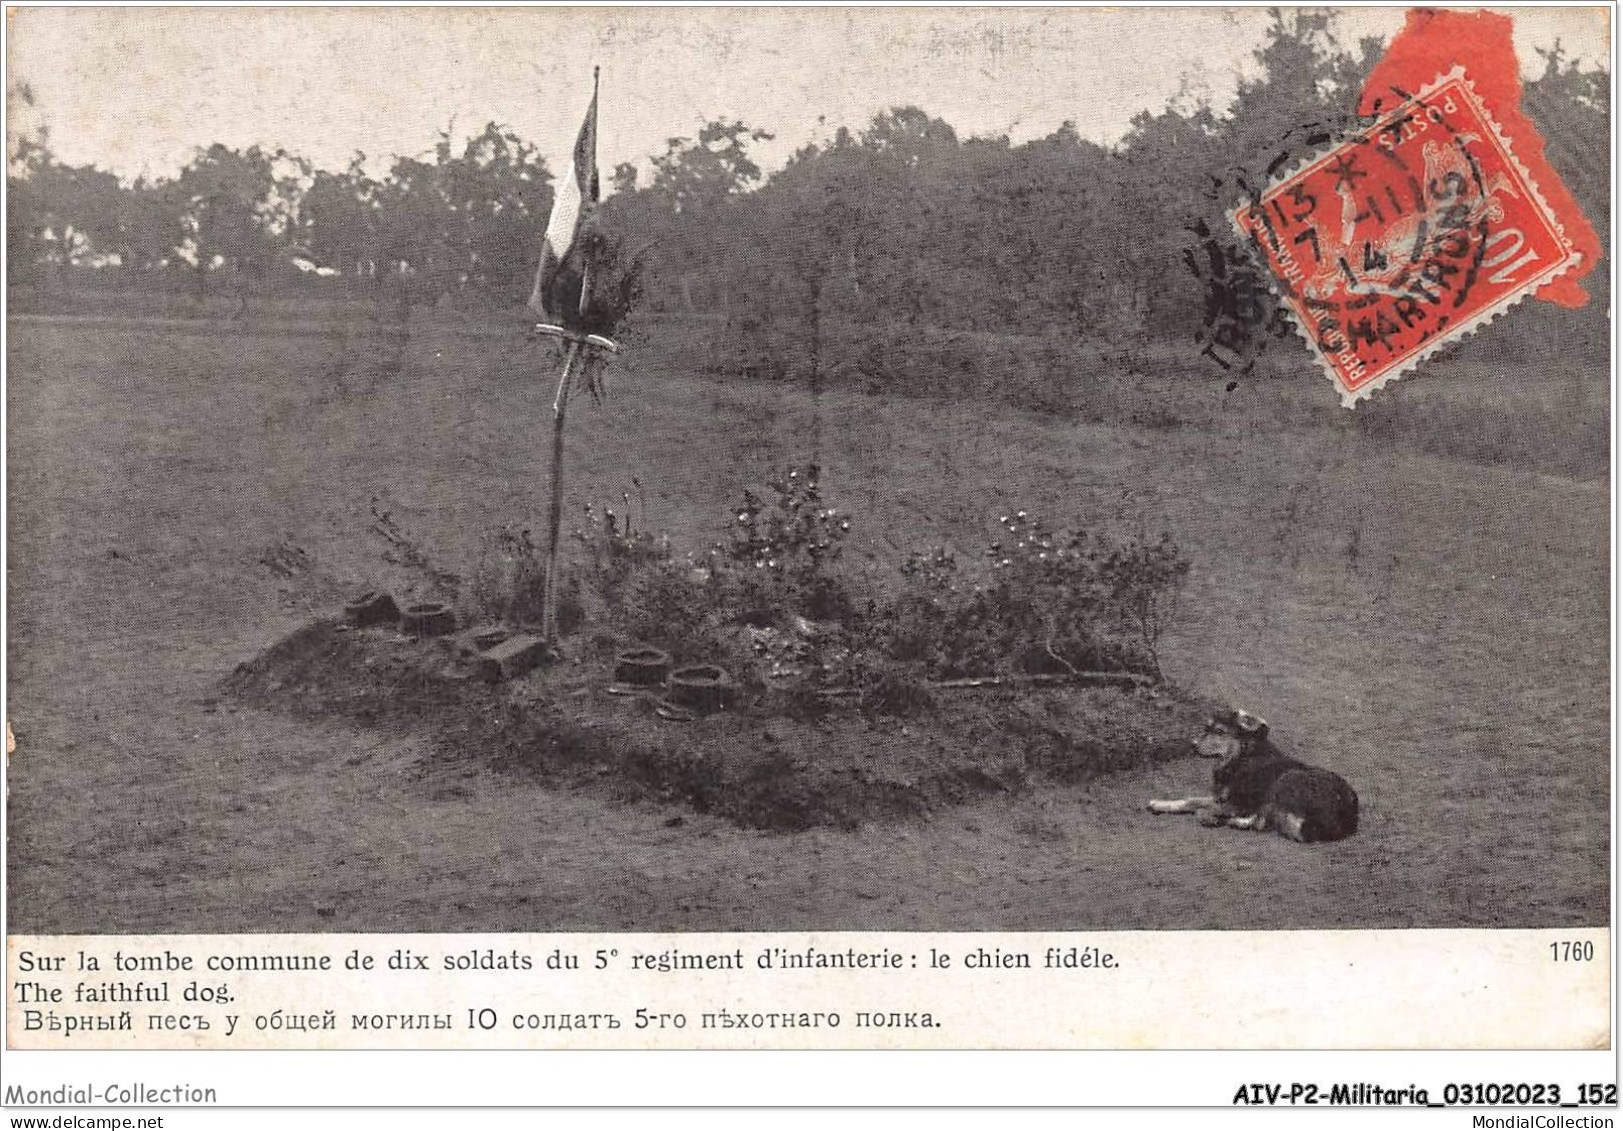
3;3;1612;1069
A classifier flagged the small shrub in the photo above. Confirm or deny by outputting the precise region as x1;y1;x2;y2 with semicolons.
573;484;668;607
720;565;785;629
720;464;854;623
879;548;1000;678
876;513;1190;680
1099;532;1191;677
986;510;1189;677
878;590;1002;679
619;561;724;663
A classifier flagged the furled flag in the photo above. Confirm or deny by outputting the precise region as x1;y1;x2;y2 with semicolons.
528;68;601;328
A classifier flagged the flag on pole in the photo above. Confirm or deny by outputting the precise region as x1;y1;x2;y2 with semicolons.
528;68;600;326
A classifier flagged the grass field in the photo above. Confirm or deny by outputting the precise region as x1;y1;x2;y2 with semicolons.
5;303;1610;931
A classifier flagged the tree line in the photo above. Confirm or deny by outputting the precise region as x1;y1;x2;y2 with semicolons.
8;14;1608;378
8;105;553;302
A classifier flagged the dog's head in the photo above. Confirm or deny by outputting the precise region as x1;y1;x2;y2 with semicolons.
1208;710;1274;801
1191;708;1269;760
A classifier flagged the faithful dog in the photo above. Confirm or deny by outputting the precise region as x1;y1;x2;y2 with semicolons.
1148;709;1358;843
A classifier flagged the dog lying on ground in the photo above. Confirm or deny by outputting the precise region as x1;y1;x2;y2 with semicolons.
1147;709;1358;843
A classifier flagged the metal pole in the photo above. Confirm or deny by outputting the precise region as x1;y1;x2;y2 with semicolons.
542;341;583;643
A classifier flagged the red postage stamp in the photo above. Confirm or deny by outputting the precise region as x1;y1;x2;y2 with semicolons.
1233;67;1584;406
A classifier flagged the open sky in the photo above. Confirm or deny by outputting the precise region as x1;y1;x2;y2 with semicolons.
6;5;1610;183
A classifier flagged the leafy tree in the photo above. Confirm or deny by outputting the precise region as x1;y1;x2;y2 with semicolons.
298;153;380;277
117;176;185;271
450;122;553;299
610;118;775;314
647;119;775;212
610;161;639;195
7;134;66;280
8;152;130;278
372;121;553;301
172;143;285;296
858;105;958;167
376;153;450;292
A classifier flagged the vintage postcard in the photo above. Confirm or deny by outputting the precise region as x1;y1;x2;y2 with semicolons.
3;2;1613;1113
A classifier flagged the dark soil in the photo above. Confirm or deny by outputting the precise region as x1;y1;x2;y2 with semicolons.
223;619;1209;832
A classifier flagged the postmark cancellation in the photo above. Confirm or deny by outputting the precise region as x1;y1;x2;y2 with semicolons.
1233;68;1584;407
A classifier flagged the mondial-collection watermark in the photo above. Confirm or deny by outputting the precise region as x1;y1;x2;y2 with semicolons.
3;1083;218;1105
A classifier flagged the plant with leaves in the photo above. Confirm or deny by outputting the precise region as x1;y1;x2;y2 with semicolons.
880;511;1190;679
882;547;1004;679
296;153;381;278
572;483;668;606
1098;532;1191;677
647;119;776;213
723;464;853;622
172;143;300;300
